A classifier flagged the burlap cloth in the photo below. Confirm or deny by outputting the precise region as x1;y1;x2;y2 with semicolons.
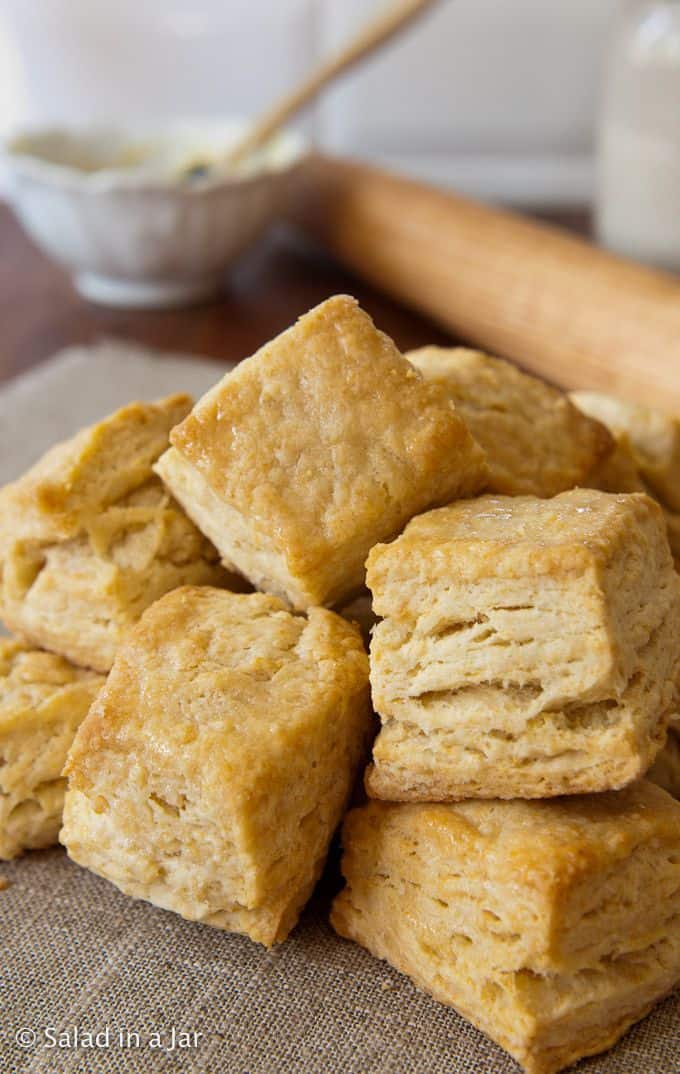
0;345;677;1074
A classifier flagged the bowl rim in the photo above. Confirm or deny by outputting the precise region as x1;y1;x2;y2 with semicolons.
2;117;310;195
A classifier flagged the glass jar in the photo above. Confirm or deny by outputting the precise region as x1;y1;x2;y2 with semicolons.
597;1;680;269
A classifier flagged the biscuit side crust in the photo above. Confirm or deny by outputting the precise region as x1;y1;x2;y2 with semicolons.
61;587;371;945
366;588;680;800
155;447;318;608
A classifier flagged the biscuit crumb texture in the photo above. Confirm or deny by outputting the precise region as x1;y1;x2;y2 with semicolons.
0;637;103;860
332;783;680;1074
366;489;680;800
0;396;234;671
61;586;371;946
408;347;612;497
157;297;488;610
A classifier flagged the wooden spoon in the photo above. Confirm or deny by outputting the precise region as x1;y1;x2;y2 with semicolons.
187;0;441;177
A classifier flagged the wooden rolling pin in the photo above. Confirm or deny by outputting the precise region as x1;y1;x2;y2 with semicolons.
293;155;680;415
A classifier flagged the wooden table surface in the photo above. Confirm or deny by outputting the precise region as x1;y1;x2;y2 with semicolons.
0;201;588;386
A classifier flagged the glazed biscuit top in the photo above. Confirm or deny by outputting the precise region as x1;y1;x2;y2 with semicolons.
408;347;612;497
366;489;669;588
345;781;679;892
167;297;487;560
0;638;103;732
0;394;192;547
66;586;369;798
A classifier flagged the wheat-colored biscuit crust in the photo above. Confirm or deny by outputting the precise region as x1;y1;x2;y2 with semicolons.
156;297;487;610
61;586;371;946
365;490;680;800
0;637;103;860
408;347;612;497
332;783;680;1074
0;397;232;671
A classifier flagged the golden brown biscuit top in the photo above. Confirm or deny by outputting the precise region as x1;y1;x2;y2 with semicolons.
0;638;103;730
66;586;369;799
167;297;487;558
0;394;191;548
345;781;679;891
367;489;665;586
571;390;680;512
408;347;612;497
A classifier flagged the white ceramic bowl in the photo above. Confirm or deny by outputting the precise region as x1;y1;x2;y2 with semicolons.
2;119;308;308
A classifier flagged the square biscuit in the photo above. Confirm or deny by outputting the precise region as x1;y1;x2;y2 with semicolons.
649;730;680;798
0;398;234;672
0;637;103;860
365;489;680;800
332;783;680;1074
407;347;612;497
156;296;487;611
61;586;371;946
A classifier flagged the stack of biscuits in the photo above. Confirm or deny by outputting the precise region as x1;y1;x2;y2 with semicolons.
1;296;678;1074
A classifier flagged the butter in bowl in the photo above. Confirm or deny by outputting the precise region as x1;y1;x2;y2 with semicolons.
2;119;307;308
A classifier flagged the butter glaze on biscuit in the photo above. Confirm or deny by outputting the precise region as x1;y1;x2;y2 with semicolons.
61;586;371;946
156;296;488;610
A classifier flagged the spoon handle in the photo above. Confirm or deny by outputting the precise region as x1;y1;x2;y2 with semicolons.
228;0;441;166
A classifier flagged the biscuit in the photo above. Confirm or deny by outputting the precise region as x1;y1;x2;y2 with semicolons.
0;397;233;671
408;347;611;496
0;637;103;860
572;391;680;566
156;297;487;611
330;781;678;1074
649;730;680;798
365;489;680;800
332;783;680;1074
61;586;371;946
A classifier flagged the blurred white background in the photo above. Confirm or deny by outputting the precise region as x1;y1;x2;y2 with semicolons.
0;0;623;205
